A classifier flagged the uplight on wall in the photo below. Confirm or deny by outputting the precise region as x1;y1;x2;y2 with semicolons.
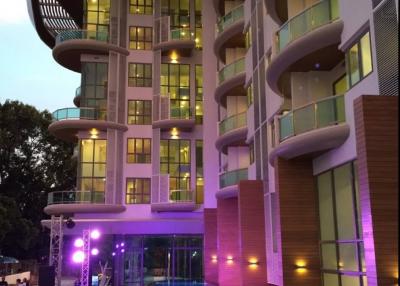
170;51;179;63
226;256;234;265
89;128;99;139
211;255;218;263
295;260;307;274
248;258;259;269
171;127;179;139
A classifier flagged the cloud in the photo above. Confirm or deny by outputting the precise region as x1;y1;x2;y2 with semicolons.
0;0;30;25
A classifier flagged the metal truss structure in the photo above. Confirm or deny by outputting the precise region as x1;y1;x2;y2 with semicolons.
81;229;91;286
49;215;63;286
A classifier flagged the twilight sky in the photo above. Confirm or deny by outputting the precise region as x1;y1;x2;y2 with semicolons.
0;0;80;112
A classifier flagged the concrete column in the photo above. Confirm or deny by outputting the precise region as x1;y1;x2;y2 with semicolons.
204;208;218;285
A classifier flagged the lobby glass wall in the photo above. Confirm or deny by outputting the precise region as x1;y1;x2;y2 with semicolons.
116;235;203;285
317;161;367;285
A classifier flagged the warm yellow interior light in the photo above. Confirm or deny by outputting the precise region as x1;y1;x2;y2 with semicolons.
170;51;179;63
89;128;99;139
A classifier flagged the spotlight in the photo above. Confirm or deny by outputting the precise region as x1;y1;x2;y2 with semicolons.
90;229;100;240
74;238;84;248
66;218;75;229
91;248;99;256
72;251;84;263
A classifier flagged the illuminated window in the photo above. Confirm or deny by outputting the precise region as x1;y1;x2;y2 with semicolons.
195;0;202;49
127;138;151;163
79;139;107;194
161;63;190;119
195;65;203;124
247;83;253;106
127;100;152;125
333;74;348;95
161;0;190;29
317;161;366;285
126;178;150;204
129;26;153;50
245;28;252;50
129;0;153;15
196;140;203;204
128;63;152;87
249;141;254;164
84;0;110;33
160;139;191;192
346;32;373;88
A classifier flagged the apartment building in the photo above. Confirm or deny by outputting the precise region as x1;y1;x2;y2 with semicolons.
28;0;398;285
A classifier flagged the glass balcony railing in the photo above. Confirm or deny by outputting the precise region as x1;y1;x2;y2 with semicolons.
277;0;339;52
170;28;194;41
218;57;245;84
55;29;109;45
219;168;248;189
217;4;244;34
52;107;100;121
219;112;247;136
170;105;192;119
278;94;345;141
48;191;105;205
169;190;194;202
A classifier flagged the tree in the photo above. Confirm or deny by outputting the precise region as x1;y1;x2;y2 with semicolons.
0;100;76;259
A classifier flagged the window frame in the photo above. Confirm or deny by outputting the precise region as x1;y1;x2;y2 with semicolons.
127;138;152;164
128;63;152;87
129;26;153;50
129;0;153;15
127;100;152;125
125;177;151;204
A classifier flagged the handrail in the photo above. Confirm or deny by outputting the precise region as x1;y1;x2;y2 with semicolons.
219;111;247;136
170;28;194;41
157;94;193;120
47;191;105;205
217;4;244;34
278;94;345;142
169;189;194;202
52;107;100;121
218;57;245;84
56;29;109;45
219;168;248;189
276;0;339;52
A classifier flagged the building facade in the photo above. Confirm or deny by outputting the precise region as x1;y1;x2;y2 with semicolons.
28;0;398;285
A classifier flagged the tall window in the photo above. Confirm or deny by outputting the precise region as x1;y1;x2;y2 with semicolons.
196;140;203;204
127;138;151;163
160;139;191;192
161;63;190;118
195;0;202;49
84;0;110;33
129;27;152;50
129;0;153;14
317;161;366;285
249;141;255;164
161;0;190;29
346;32;373;88
127;100;152;125
79;139;107;194
247;83;253;106
126;178;150;204
81;62;108;120
195;65;203;124
128;63;152;87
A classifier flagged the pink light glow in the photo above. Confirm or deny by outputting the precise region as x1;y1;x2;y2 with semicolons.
91;248;99;256
74;238;84;248
72;251;84;263
90;230;100;240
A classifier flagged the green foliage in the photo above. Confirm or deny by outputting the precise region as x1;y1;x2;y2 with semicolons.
0;100;76;259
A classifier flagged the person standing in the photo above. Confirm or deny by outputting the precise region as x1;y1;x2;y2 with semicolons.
16;279;23;286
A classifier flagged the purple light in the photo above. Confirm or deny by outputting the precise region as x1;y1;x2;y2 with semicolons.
112;252;116;256
90;230;100;240
91;248;99;256
121;249;125;253
74;238;84;248
72;251;84;263
116;244;119;248
120;242;125;247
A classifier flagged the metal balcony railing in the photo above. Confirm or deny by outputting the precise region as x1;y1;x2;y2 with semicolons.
55;29;109;45
219;111;247;136
219;168;248;189
51;107;100;121
47;191;105;205
218;57;245;84
217;4;244;34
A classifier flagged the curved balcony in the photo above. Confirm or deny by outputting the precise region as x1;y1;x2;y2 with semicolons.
152;95;195;131
264;0;288;24
73;86;81;107
154;17;196;57
216;112;248;154
44;191;126;215
269;95;350;164
151;175;197;212
215;58;246;107
49;107;127;142
216;168;248;199
267;0;343;94
214;4;245;62
212;0;224;16
53;29;129;72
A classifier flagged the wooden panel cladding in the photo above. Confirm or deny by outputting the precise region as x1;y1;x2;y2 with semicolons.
217;198;241;286
238;180;267;286
204;208;218;285
353;95;398;286
274;157;321;286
